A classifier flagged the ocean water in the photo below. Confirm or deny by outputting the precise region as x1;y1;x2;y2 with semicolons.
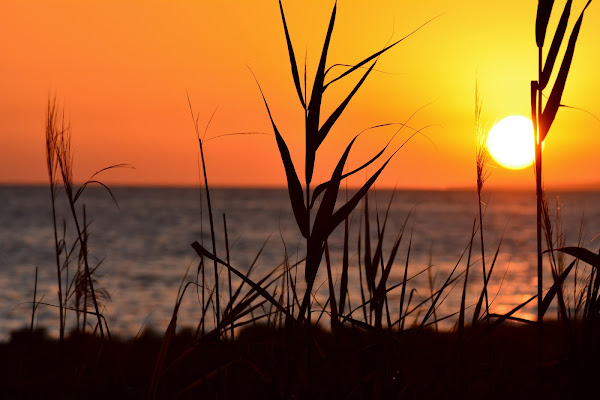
1;185;600;340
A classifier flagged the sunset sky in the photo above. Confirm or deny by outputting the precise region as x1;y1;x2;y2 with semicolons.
1;0;599;189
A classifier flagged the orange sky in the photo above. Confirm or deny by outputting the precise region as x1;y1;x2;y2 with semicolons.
1;0;599;189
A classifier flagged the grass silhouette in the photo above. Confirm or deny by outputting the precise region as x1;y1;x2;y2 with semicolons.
4;1;600;399
532;0;592;366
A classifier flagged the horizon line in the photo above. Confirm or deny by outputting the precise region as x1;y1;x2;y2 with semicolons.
3;180;600;192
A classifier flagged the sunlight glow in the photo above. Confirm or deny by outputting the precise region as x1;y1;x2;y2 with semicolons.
486;115;536;170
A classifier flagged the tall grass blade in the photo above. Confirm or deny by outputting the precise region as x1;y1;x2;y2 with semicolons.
459;220;476;338
399;228;412;330
357;220;368;323
191;241;293;319
223;236;271;315
473;239;502;325
148;301;180;399
370;191;397;292
223;214;234;340
536;0;555;48
253;73;308;238
420;258;461;329
305;1;337;184
490;295;537;330
363;193;375;295
540;1;591;141
324;241;339;331
316;62;376;149
338;217;350;316
540;259;576;316
557;246;600;268
372;219;405;328
278;0;306;109
540;0;572;89
313;136;357;241
326;153;396;239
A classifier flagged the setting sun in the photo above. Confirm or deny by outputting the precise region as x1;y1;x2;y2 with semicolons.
486;115;536;170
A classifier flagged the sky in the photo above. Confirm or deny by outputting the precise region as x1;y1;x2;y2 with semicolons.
1;0;599;189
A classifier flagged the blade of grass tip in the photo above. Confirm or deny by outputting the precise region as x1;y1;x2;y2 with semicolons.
225;235;271;316
357;217;369;323
540;0;592;141
223;213;234;340
191;241;293;319
426;247;439;332
184;98;222;329
399;223;413;331
324;241;339;333
278;0;305;109
373;208;408;329
540;259;576;317
315;295;330;326
302;137;358;322
379;192;398;330
420;231;477;329
364;193;375;296
490;295;537;330
74;163;133;206
310;127;390;208
371;189;397;293
540;0;572;89
403;289;417;330
354;261;433;324
536;0;555;48
250;69;308;238
288;259;300;314
584;267;594;319
459;219;476;341
473;236;503;325
310;104;432;209
197;135;220;328
380;228;406;330
30;267;38;332
315;62;377;150
312;135;358;244
326;148;399;239
592;266;600;315
338;217;349;316
148;300;181;398
541;196;569;321
556;246;600;269
305;1;337;185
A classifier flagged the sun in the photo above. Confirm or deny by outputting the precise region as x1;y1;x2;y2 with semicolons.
486;115;536;170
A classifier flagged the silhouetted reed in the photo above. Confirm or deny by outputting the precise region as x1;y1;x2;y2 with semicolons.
44;96;129;339
531;0;592;364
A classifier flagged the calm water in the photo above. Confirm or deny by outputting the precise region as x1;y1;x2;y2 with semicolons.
1;185;600;340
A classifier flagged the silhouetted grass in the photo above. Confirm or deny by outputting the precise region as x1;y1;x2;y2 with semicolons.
532;0;592;364
8;1;600;399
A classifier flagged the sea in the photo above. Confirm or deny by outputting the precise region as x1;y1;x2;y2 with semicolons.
2;185;600;341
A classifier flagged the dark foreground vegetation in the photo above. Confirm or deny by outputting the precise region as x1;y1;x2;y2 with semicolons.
4;321;600;399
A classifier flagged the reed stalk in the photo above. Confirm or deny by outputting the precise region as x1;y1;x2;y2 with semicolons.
531;0;591;365
45;97;65;341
